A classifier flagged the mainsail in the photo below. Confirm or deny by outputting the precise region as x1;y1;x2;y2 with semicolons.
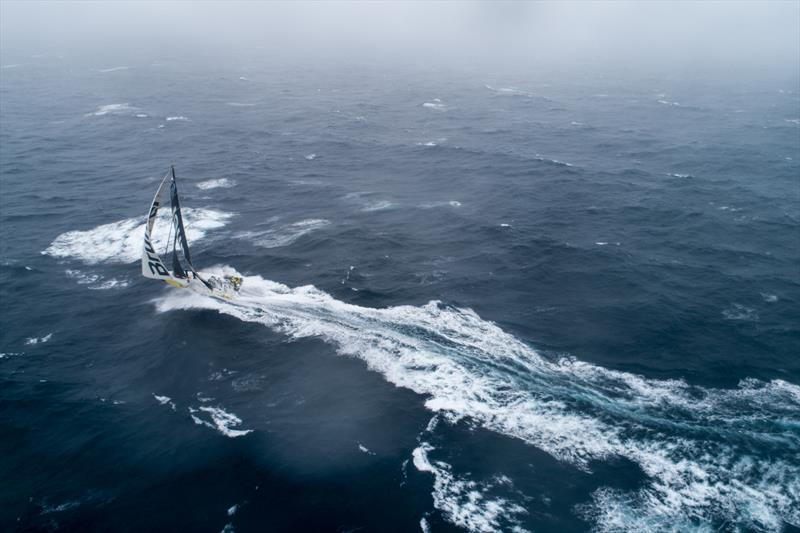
141;166;210;288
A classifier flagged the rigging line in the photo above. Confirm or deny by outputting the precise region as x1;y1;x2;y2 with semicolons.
163;209;174;257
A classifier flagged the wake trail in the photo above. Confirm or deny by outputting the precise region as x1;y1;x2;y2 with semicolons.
155;267;800;532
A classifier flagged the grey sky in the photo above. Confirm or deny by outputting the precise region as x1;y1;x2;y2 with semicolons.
1;1;798;71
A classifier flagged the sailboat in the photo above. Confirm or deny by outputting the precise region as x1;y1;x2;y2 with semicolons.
141;166;241;299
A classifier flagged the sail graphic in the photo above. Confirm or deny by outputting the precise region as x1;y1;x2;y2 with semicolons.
142;170;174;280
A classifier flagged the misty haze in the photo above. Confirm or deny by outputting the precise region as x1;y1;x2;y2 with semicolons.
1;2;799;532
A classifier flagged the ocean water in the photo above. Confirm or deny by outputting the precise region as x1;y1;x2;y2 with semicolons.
1;56;799;533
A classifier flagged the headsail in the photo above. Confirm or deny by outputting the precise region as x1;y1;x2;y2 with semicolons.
142;170;173;280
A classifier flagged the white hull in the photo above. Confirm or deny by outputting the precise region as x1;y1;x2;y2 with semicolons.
165;272;239;301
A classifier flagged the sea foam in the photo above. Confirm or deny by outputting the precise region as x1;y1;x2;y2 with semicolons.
43;208;234;264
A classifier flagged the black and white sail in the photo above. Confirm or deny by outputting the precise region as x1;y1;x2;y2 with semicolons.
142;166;240;297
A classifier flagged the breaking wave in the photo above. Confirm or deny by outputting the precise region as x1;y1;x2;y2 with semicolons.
86;103;136;117
196;178;236;190
423;99;446;111
189;406;252;438
43;209;234;264
485;85;534;98
155;268;800;532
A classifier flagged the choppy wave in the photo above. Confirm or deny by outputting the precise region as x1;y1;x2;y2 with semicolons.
43;208;234;264
235;219;330;248
155;268;800;532
196;178;236;190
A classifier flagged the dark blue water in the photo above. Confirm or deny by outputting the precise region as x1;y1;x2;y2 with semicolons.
1;56;799;532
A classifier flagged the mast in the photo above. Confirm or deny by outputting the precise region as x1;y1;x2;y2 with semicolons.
169;166;213;289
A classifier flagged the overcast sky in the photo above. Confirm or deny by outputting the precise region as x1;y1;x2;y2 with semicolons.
2;1;798;72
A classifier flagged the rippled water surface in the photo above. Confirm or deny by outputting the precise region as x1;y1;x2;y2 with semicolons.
1;57;799;532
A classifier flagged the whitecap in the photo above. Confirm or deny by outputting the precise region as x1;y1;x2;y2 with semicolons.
485;85;534;97
166;116;189;121
189;406;252;438
25;333;53;345
86;103;136;117
154;394;176;410
420;200;461;209
358;443;376;455
760;293;778;303
420;516;431;533
236;219;330;249
304;153;317;160
423;99;446;111
64;269;129;290
44;208;234;265
196;178;236;190
97;66;130;73
362;200;393;212
784;119;800;125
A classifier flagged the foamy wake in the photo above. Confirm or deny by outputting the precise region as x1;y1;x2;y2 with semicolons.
196;178;236;190
155;268;800;532
43;209;234;264
235;219;330;248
